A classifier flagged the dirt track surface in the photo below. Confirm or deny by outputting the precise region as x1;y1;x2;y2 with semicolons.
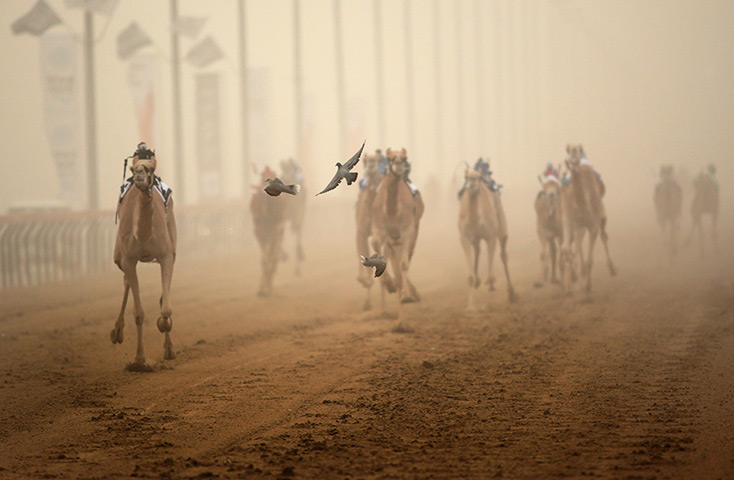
1;202;734;480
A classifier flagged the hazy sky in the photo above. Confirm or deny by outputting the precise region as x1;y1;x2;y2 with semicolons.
1;0;732;213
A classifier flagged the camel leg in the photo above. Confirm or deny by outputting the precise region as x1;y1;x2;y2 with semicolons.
110;276;130;344
550;237;560;284
486;236;497;291
499;236;518;303
157;254;175;360
599;218;617;276
585;229;599;293
539;235;549;284
294;225;304;277
575;229;588;279
712;213;718;254
460;235;478;311
122;260;146;365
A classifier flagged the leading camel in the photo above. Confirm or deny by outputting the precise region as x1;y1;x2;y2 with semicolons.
370;148;424;319
458;169;517;311
112;146;177;366
355;150;383;310
559;144;616;294
250;167;287;297
535;174;563;286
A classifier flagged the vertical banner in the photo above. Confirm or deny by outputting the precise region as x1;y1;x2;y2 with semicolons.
247;68;272;182
195;72;222;200
126;54;158;149
40;32;82;209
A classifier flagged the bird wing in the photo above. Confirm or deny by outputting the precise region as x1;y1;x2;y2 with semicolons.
271;177;286;186
374;261;387;278
343;140;366;170
315;171;343;196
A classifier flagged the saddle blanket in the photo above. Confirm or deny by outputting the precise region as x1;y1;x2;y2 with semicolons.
119;176;172;207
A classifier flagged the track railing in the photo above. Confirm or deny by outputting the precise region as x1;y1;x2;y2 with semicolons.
0;203;252;289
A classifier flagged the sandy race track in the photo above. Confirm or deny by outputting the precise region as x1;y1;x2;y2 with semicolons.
1;197;733;479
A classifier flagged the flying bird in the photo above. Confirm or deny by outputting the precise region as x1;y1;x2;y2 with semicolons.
264;177;301;196
361;253;387;278
315;140;366;196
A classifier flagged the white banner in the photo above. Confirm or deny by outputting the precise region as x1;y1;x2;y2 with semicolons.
126;54;158;149
40;33;82;209
195;73;222;199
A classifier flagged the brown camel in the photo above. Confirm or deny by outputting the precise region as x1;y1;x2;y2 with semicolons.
370;148;424;319
535;175;563;286
560;144;616;294
112;147;177;366
355;150;384;310
250;167;287;297
279;158;307;276
654;165;683;258
686;166;719;255
458;170;517;311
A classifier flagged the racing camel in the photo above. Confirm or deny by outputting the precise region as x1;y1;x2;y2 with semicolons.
654;165;683;258
370;148;424;319
535;169;563;286
279;158;307;276
251;167;287;297
686;165;719;255
355;150;384;310
458;169;517;311
560;144;616;294
112;145;177;366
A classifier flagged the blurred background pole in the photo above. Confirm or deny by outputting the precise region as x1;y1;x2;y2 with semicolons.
374;0;385;146
170;0;185;204
432;0;442;174
333;0;346;156
293;0;305;171
455;2;465;164
474;0;486;155
238;0;250;197
83;11;98;210
403;0;415;153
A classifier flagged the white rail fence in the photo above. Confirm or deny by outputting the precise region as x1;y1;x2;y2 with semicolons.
0;204;252;289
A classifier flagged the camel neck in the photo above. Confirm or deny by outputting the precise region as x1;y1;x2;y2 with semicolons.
467;191;479;224
133;189;154;243
386;173;401;216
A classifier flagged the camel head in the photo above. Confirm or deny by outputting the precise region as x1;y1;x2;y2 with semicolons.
660;164;674;181
565;143;584;172
386;148;408;178
542;178;561;216
130;143;157;193
464;169;483;196
363;151;381;177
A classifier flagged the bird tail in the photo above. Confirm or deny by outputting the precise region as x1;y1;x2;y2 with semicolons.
347;172;358;185
360;255;368;265
290;184;301;195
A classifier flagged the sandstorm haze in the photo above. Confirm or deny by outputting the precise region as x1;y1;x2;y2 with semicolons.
0;0;732;217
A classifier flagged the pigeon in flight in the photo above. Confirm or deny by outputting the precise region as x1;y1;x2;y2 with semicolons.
264;177;301;196
315;140;366;196
360;253;387;278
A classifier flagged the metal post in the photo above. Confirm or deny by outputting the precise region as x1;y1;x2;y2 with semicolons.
238;0;250;198
333;0;347;156
170;0;185;204
293;0;305;171
84;11;98;210
455;2;466;164
403;0;415;153
374;0;385;146
474;0;486;155
432;0;442;174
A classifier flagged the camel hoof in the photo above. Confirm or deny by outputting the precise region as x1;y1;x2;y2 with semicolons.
125;361;154;373
400;296;417;304
110;326;123;344
363;299;372;311
551;278;561;285
608;263;617;276
488;283;496;292
533;281;544;289
382;278;397;294
508;290;519;304
164;347;176;360
157;317;172;333
257;289;270;298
